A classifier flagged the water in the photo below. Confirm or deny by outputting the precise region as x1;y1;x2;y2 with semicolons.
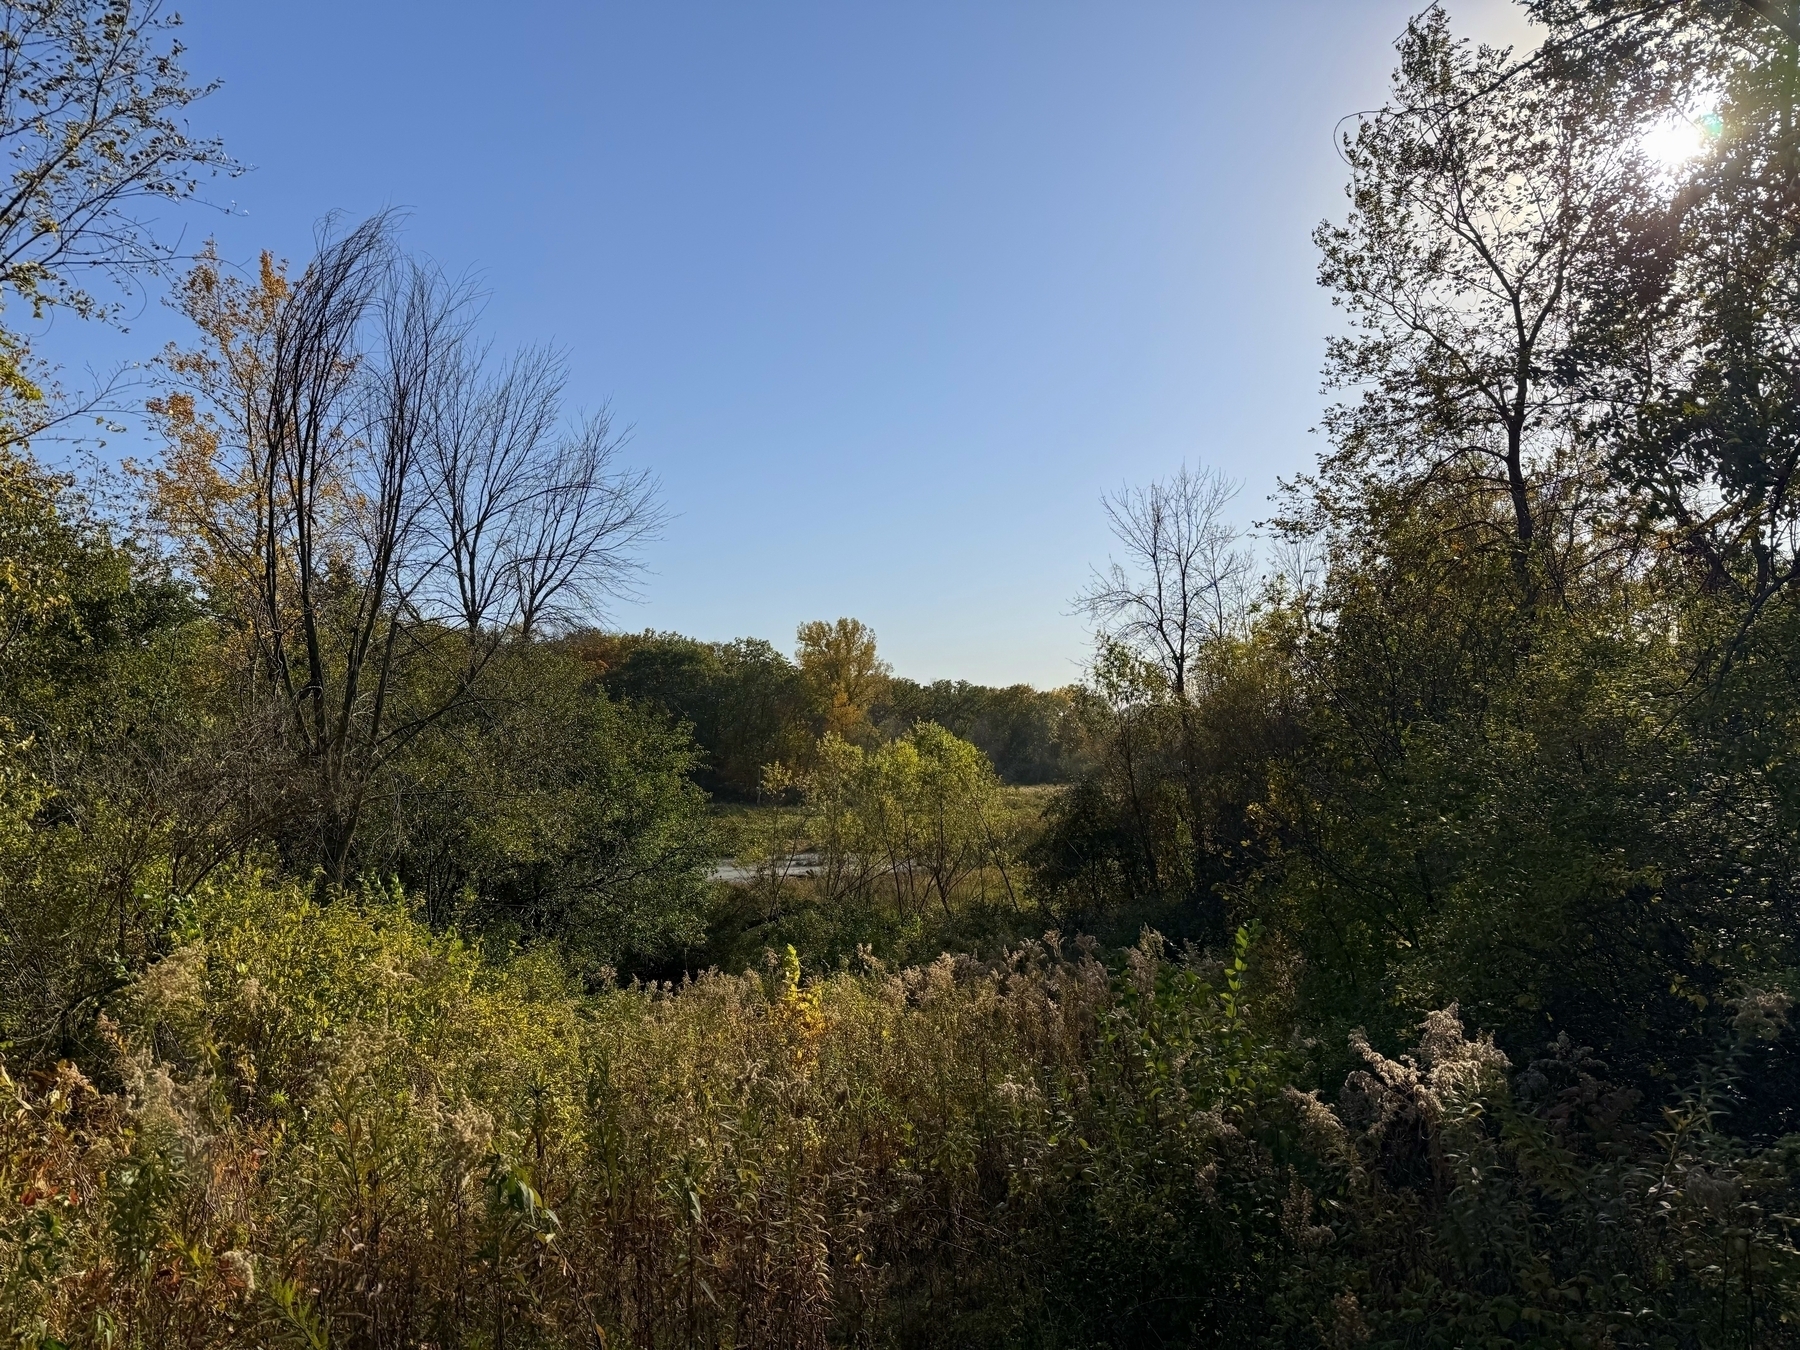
708;851;823;884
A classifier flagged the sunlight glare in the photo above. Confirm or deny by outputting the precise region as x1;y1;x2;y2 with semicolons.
1639;112;1722;171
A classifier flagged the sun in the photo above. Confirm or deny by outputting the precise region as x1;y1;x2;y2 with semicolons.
1639;112;1723;172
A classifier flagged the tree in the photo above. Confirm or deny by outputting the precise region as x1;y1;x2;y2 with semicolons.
906;721;1005;917
766;722;1008;924
1526;0;1800;645
1311;11;1641;599
0;0;237;450
1525;0;1800;72
0;442;215;1056
146;217;660;881
0;0;235;322
577;630;809;797
421;339;655;639
1077;463;1256;938
879;677;1080;784
796;616;889;745
1243;0;1800;1074
360;642;714;973
1078;464;1250;702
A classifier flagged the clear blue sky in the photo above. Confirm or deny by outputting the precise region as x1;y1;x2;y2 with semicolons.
38;0;1532;688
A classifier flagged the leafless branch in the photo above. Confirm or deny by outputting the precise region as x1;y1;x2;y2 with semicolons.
1077;463;1253;701
151;213;662;880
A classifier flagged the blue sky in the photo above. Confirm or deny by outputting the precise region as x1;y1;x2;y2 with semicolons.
39;0;1532;687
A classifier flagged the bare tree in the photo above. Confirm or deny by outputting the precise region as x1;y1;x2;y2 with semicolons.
1077;463;1255;935
148;215;661;882
1079;463;1253;702
418;342;658;643
421;341;560;634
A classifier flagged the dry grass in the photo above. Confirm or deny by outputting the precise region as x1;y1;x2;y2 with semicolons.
8;870;1798;1349
0;870;1277;1349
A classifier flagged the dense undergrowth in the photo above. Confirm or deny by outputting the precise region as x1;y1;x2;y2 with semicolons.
5;875;1799;1347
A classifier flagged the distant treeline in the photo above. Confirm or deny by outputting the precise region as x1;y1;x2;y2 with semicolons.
573;625;1081;795
883;676;1077;784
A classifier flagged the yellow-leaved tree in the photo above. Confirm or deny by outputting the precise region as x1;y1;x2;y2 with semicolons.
796;617;889;745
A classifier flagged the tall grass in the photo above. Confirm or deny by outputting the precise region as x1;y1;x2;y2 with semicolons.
5;873;1798;1347
1;873;1284;1347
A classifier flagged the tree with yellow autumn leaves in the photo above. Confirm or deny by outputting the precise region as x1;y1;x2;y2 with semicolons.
795;615;889;744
